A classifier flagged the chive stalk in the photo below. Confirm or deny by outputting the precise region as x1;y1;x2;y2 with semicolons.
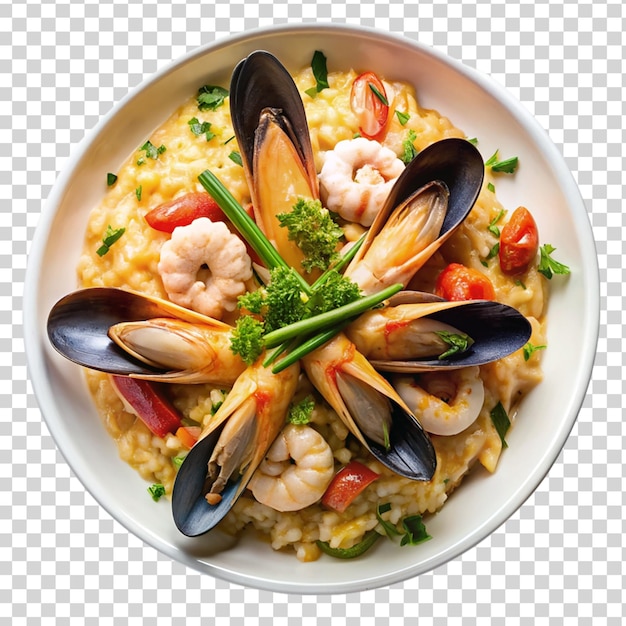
263;283;403;348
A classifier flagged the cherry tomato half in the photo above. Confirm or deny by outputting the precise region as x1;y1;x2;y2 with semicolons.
144;192;226;233
321;460;380;513
350;71;390;141
435;263;496;301
498;207;539;275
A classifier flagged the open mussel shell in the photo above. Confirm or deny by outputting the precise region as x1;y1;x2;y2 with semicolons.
367;292;533;373
172;425;244;537
348;138;485;271
353;395;437;481
229;50;318;197
46;287;231;377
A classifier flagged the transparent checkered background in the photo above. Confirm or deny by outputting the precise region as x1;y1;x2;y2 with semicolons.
3;0;622;623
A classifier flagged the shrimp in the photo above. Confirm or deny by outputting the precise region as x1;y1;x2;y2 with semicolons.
318;137;405;227
157;217;252;319
392;366;485;436
248;424;335;512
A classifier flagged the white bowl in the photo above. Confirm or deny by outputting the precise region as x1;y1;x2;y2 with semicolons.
25;23;599;594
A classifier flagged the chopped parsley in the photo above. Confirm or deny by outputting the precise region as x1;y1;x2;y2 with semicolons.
401;129;419;164
490;401;511;449
197;84;229;111
487;181;496;193
523;342;547;361
485;149;519;174
436;331;475;360
395;110;410;125
485;242;500;260
188;117;215;142
96;225;126;257
230;315;265;365
277;198;344;273
287;395;315;425
515;279;527;289
467;137;479;146
138;140;166;165
305;50;329;98
135;185;142;201
538;244;571;280
106;172;118;186
148;483;166;501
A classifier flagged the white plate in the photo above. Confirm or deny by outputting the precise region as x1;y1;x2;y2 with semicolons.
24;23;599;594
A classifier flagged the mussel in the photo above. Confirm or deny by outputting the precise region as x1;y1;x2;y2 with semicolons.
230;50;320;276
344;137;485;294
345;290;533;373
47;287;245;385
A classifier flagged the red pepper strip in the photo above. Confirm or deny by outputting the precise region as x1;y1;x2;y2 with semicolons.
110;375;182;437
321;460;380;513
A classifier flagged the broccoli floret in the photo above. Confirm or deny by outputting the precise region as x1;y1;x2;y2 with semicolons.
230;315;265;365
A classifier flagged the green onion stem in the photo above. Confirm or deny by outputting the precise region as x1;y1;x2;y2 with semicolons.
263;283;403;348
198;169;312;295
312;234;366;289
271;323;349;374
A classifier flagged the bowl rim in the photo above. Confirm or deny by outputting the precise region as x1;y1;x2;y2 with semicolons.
24;22;600;594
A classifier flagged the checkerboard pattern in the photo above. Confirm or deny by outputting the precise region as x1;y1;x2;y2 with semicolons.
3;0;623;623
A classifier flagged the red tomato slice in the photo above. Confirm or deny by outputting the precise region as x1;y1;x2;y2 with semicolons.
498;207;539;275
321;460;380;513
350;71;390;140
435;263;496;301
144;192;226;233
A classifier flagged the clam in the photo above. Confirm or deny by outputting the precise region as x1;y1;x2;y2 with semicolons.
345;290;533;373
47;287;245;385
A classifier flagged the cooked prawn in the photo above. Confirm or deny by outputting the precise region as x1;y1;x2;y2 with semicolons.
392;366;485;436
318;137;405;227
157;217;252;319
248;424;335;512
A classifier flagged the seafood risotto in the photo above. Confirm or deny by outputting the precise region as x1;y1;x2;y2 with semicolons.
73;51;551;561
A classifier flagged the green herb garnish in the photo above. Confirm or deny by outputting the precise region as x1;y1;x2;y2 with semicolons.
395;110;410;125
287;396;315;425
485;150;518;174
106;173;118;186
305;50;329;98
487;209;505;237
436;331;475;360
490;401;510;449
401;129;419;164
523;342;547;361
375;503;431;546
277;198;344;273
487;182;496;193
486;242;500;260
368;82;389;105
228;151;243;166
171;454;186;470
148;483;166;502
139;140;166;161
197;84;229;111
188;117;215;142
96;225;126;257
538;244;571;280
230;315;265;365
135;185;142;201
